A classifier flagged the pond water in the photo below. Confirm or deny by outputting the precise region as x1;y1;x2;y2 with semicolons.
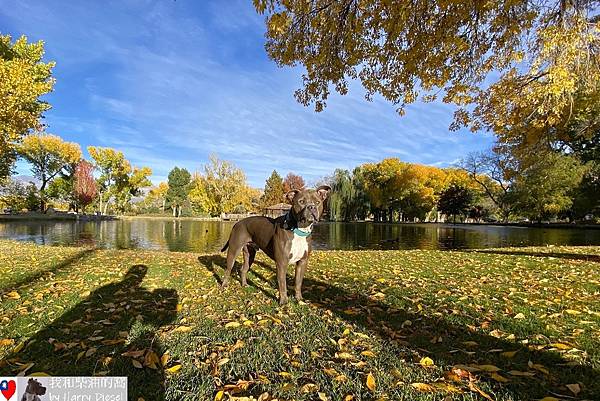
1;218;599;252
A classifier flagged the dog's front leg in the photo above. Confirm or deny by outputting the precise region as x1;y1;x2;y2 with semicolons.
294;258;308;301
276;261;288;305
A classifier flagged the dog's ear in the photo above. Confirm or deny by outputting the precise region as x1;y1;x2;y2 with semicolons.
316;185;331;201
285;190;299;204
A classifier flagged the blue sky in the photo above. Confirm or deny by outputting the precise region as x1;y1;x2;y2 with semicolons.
1;0;495;188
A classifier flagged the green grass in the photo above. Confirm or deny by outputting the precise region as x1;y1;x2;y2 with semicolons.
1;240;599;401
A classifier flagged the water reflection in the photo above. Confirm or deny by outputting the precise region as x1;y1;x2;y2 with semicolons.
0;219;599;252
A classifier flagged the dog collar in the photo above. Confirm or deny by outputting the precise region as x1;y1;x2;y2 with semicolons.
293;227;312;237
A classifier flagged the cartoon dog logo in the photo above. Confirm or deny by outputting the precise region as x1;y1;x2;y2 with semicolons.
20;379;46;401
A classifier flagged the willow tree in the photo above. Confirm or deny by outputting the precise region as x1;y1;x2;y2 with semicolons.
1;35;55;179
255;1;599;145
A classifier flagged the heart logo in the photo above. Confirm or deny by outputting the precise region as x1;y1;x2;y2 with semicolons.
0;379;16;400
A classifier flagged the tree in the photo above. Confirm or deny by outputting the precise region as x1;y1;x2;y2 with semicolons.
460;150;518;222
74;160;97;213
88;146;151;214
203;155;255;215
255;1;599;144
437;184;474;223
283;172;305;192
141;182;169;214
0;35;55;179
0;178;38;212
260;170;285;208
511;152;587;222
166;167;191;217
17;133;81;212
188;173;214;216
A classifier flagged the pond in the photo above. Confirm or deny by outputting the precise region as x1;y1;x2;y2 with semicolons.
1;218;599;252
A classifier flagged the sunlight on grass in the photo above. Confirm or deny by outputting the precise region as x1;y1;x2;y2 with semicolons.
0;240;598;400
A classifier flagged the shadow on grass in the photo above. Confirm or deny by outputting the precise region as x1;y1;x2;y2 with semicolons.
470;249;600;263
0;247;95;296
204;254;599;400
0;264;178;401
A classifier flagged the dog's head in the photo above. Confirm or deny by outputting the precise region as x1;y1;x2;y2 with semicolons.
25;378;46;396
286;185;331;228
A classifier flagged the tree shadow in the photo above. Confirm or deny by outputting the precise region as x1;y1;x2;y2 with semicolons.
470;249;600;263
0;247;95;296
0;264;178;401
202;254;600;400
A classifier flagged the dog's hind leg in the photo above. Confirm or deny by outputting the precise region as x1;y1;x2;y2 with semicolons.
240;244;256;287
222;244;243;289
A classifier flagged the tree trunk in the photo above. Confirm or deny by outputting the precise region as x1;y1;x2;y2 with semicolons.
172;205;177;217
177;206;182;218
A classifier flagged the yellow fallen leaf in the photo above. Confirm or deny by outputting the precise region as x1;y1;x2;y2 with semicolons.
500;350;519;358
361;350;376;358
217;358;230;366
0;339;15;347
468;382;493;401
419;357;434;367
160;352;170;367
490;372;509;383
214;390;224;401
550;343;572;350
411;383;435;392
279;371;292;379
172;326;192;333
565;309;581;315
344;396;354;401
225;321;241;329
29;372;50;377
507;370;535;377
431;382;463;393
337;352;354;360
132;360;143;369
366;373;376;391
538;398;560;401
85;347;97;357
300;383;318;393
513;312;526;319
6;291;20;299
462;341;478;347
166;364;182;374
318;393;328;401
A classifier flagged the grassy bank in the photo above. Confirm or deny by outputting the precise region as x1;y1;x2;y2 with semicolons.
0;240;598;400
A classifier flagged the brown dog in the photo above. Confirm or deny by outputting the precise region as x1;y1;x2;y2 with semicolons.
220;185;330;304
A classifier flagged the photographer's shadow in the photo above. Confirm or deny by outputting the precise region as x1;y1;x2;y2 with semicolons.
0;264;178;401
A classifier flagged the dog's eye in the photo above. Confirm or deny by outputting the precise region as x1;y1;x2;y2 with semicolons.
298;199;305;205
316;201;320;205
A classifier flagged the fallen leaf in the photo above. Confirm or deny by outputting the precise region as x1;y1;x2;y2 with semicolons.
566;383;580;396
411;383;435;392
490;372;509;383
166;364;182;374
225;321;241;329
366;373;376;391
419;357;434;367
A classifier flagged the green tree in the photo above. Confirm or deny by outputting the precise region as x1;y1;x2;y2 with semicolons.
260;170;284;208
1;35;55;179
166;167;191;217
17;133;81;212
512;152;587;222
437;184;474;223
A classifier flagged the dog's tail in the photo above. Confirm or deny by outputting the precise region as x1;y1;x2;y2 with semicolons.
221;240;229;253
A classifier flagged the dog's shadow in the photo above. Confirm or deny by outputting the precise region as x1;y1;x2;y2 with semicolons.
197;253;600;399
198;255;277;301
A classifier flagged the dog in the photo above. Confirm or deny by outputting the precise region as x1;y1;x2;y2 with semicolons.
21;378;46;401
220;185;330;305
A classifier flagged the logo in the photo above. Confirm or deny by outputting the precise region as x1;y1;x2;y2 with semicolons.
0;379;16;401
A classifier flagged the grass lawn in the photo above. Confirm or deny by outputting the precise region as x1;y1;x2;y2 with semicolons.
0;240;599;401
